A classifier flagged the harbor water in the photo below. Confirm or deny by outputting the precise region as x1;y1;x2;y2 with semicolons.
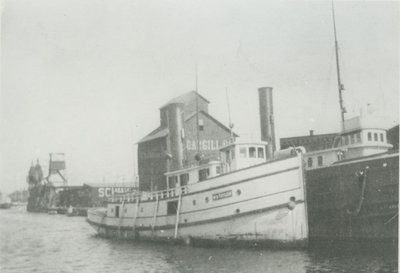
0;207;397;273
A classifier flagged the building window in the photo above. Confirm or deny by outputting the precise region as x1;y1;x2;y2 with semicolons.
239;147;247;158
380;133;384;142
168;176;178;188
249;147;256;158
180;173;189;186
356;133;361;143
257;147;264;158
374;133;378;141
198;119;204;131
198;168;209;181
307;158;313;168
368;132;372;141
317;156;323;166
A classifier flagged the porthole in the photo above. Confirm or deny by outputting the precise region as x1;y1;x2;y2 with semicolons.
140;207;144;212
236;209;240;214
184;219;188;223
205;197;209;203
193;200;196;206
383;162;388;168
236;189;242;196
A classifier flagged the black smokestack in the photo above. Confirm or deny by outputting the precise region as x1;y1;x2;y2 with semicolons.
167;103;184;171
258;87;276;159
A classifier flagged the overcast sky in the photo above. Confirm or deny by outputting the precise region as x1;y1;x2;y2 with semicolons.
1;0;398;193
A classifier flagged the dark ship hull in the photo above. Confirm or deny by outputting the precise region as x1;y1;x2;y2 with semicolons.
306;152;398;245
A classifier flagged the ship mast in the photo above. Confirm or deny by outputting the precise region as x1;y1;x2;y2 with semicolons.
332;0;346;132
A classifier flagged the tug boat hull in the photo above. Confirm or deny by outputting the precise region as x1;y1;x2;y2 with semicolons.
88;155;308;248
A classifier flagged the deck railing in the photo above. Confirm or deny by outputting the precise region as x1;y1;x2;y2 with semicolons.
108;186;189;203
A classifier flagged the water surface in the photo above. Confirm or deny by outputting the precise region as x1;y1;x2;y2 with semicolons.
0;208;397;273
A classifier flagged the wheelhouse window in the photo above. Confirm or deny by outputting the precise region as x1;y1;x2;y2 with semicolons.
380;133;384;142
257;147;264;158
231;149;235;160
350;134;355;144
180;173;189;186
356;133;361;143
198;168;209;181
374;133;378;141
344;136;349;145
168;176;178;188
307;157;313;168
317;156;323;166
368;132;372;141
249;147;256;158
239;147;247;158
216;166;221;174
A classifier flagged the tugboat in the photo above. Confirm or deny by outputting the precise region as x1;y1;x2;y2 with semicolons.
87;88;309;248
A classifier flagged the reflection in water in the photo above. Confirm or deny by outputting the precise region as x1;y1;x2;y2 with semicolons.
0;208;397;273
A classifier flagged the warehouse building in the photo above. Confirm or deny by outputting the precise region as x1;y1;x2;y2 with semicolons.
137;91;236;191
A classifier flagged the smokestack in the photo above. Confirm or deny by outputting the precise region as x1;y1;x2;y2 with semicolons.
258;87;276;159
167;103;184;171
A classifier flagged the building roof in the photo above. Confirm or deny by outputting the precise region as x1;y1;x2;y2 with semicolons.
137;127;169;144
185;110;238;137
280;132;339;152
159;91;209;109
138;110;238;144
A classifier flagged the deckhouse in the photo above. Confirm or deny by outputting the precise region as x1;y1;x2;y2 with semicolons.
302;114;392;170
164;142;268;189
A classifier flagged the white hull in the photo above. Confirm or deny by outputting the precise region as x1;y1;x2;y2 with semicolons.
87;155;308;248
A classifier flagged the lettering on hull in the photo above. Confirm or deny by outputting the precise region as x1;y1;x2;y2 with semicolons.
212;190;233;201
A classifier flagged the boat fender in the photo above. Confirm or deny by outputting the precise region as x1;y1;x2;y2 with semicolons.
287;197;296;210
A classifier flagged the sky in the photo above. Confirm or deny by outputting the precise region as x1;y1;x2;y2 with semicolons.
1;0;398;194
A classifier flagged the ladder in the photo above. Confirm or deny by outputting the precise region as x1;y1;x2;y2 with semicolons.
174;188;183;239
151;194;160;236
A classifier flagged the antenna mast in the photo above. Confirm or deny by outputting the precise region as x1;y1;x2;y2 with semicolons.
332;1;346;132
